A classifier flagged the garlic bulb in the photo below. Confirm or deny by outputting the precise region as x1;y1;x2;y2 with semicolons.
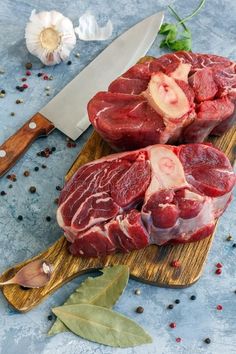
25;10;76;66
74;11;113;41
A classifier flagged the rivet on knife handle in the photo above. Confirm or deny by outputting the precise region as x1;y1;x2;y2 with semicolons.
0;113;55;177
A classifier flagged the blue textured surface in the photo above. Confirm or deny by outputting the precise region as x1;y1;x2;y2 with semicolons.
0;1;236;353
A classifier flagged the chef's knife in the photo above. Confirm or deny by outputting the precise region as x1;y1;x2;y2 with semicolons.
0;12;164;177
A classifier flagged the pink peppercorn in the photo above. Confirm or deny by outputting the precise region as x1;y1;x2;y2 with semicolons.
21;78;27;82
171;260;181;268
169;322;176;329
216;263;223;268
43;75;49;80
176;337;182;343
215;268;222;275
22;83;28;89
26;70;31;76
216;305;223;310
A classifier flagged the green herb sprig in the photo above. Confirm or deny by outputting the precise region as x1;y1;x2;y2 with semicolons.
159;0;206;52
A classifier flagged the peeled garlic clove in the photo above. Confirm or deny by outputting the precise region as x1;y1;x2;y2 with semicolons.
0;260;53;288
74;11;113;41
25;10;76;66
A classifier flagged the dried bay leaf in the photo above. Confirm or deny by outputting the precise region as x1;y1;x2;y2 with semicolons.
48;265;129;335
53;304;152;348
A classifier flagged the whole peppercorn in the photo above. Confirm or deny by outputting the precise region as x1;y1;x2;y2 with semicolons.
204;338;211;344
46;216;51;222
17;215;23;221
176;337;182;343
25;62;32;70
216;305;223;310
29;186;36;194
175;299;180;304
1;89;6;94
47;314;53;321
167;304;174;310
67;60;72;65
171;260;181;268
41;164;47;169
34;166;39;171
216;263;223;268
37;73;43;77
26;70;31;76
190;295;196;300
136;306;144;314
169;322;176;329
8;184;13;189
23;170;30;177
56;185;62;191
232;243;236;248
10;112;15;116
51;147;56;152
226;235;233;241
215;268;222;275
0;191;6;196
134;289;141;295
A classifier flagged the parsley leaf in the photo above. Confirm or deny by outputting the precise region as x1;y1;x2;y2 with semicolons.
159;0;206;52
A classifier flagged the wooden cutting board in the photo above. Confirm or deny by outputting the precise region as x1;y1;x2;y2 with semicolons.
0;127;235;312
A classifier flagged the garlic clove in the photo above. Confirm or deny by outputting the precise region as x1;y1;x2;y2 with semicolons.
0;260;53;288
25;10;76;66
74;11;113;41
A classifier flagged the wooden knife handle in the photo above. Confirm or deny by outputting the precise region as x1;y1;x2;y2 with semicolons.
0;113;54;177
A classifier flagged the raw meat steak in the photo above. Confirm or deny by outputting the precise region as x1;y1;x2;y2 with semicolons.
88;52;236;150
57;143;235;257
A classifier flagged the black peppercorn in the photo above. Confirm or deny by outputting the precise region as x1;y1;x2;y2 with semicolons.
1;89;6;94
67;60;72;65
0;191;6;196
29;186;36;193
204;338;211;344
8;184;13;189
190;295;196;300
56;186;62;191
34;166;39;171
17;215;23;221
41;164;47;169
46;216;51;222
175;299;180;304
37;73;43;77
136;306;144;313
25;62;32;70
51;147;56;152
167;304;174;309
232;243;236;248
47;314;53;321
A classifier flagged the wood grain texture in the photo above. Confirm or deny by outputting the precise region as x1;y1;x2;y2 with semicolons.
0;125;235;312
0;113;54;177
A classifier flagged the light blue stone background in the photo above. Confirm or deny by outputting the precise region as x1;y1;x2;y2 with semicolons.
0;0;236;353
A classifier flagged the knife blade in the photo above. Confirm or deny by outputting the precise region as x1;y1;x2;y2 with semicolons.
0;12;164;177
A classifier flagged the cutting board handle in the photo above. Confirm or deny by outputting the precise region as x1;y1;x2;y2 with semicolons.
0;113;54;177
0;236;109;312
